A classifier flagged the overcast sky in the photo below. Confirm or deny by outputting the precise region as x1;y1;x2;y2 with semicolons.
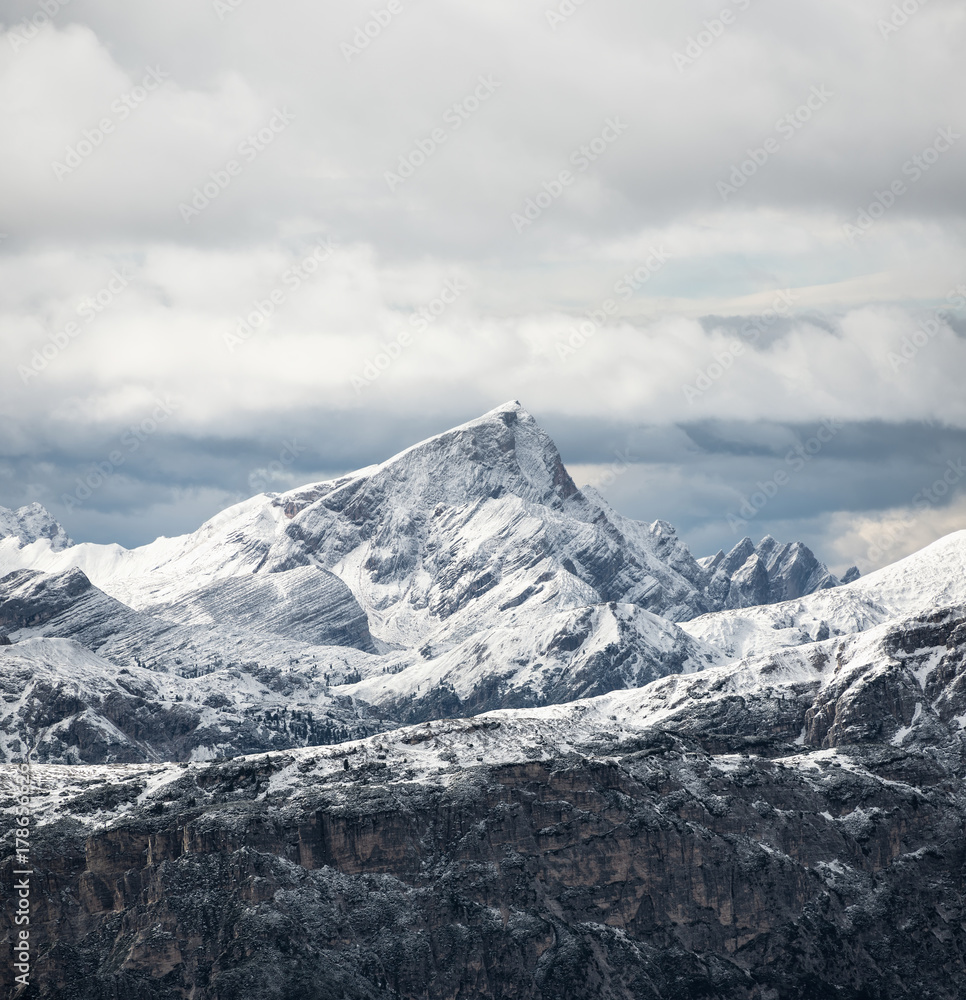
1;0;964;574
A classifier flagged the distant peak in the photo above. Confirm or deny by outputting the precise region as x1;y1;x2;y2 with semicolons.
0;502;73;551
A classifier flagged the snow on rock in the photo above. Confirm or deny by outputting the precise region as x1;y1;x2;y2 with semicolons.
682;530;966;660
0;635;387;765
0;403;847;658
341;601;726;720
701;534;844;610
501;602;966;753
0;502;72;551
2;401;953;770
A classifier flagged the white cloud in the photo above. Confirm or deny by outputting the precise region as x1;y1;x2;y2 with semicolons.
1;1;964;555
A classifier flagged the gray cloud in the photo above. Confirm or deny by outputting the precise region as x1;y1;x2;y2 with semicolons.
0;0;963;566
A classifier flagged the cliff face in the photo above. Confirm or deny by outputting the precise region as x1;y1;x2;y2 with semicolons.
3;719;965;1000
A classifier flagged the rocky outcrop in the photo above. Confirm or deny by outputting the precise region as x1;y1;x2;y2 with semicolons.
0;501;73;551
0;564;376;660
2;721;964;999
701;536;846;611
0;638;388;765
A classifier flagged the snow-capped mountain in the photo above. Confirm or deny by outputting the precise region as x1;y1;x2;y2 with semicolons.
681;529;966;660
700;533;854;610
0;402;897;758
0;402;844;638
2;402;965;999
0;401;862;761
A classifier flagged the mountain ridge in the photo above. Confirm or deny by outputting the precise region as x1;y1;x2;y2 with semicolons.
1;402;965;999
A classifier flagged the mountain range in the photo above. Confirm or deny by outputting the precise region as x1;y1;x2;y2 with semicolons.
0;401;864;764
2;401;964;999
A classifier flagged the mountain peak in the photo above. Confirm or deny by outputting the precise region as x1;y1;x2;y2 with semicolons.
282;401;577;516
0;502;73;551
400;400;578;506
482;399;526;417
440;399;534;438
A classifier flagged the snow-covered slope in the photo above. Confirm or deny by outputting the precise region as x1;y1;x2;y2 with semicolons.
482;599;966;756
342;601;726;721
0;567;378;675
0;636;387;764
0;494;290;609
681;530;966;660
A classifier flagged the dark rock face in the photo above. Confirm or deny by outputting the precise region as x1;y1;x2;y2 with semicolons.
3;733;965;1000
701;536;843;611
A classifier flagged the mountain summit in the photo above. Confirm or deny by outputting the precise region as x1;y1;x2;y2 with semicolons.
0;401;860;746
280;400;579;520
0;501;73;551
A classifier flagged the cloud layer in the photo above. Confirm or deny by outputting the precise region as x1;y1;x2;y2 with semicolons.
1;0;963;569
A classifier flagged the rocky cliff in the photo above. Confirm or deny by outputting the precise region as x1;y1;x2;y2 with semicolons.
2;709;964;999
